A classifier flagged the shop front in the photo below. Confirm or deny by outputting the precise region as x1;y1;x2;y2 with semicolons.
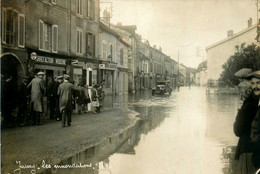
28;51;68;117
98;62;117;95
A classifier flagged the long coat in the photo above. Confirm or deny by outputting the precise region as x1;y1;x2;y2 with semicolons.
234;93;259;160
57;81;80;112
250;108;260;168
27;77;45;112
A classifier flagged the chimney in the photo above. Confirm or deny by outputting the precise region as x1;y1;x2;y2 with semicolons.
248;18;252;27
102;8;111;24
153;45;156;49
159;46;162;52
227;30;233;38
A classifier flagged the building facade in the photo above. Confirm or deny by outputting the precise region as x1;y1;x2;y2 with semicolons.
206;20;257;85
1;0;101;116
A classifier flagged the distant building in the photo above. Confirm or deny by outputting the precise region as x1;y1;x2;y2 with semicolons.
195;60;207;86
206;19;256;85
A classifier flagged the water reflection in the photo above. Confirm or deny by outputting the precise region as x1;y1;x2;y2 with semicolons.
43;87;241;174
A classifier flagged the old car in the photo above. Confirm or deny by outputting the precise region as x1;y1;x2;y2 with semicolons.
152;81;172;96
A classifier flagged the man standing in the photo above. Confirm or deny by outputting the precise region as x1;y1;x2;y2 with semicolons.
27;72;45;125
234;70;260;173
48;76;57;120
58;74;80;127
55;76;63;121
17;76;30;125
249;71;260;171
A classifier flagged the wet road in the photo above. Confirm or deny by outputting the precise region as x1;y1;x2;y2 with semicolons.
46;86;241;174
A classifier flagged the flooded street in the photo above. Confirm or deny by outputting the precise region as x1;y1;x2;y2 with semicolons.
45;87;241;174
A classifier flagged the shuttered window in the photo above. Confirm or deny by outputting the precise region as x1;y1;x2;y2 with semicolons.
18;14;25;47
76;29;83;54
39;20;44;50
2;8;6;43
52;25;58;53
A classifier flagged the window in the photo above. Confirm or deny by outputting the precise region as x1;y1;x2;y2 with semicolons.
52;25;58;52
2;8;6;43
76;29;83;54
120;48;124;65
102;41;107;59
44;23;52;51
76;0;83;16
3;9;19;45
39;20;58;52
86;33;95;56
18;14;25;47
88;0;95;20
108;44;113;61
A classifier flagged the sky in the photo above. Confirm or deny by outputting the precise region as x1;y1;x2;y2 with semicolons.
100;0;257;68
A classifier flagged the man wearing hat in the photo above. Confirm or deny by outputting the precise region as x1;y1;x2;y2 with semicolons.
234;70;260;173
248;70;260;171
58;74;81;127
27;72;46;125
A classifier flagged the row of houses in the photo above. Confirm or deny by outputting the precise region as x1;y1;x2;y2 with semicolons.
195;18;258;87
1;0;192;96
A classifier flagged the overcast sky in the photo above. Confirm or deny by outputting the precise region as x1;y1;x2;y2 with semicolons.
101;0;257;68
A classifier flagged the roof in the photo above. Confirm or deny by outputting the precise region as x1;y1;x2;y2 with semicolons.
206;24;257;51
100;21;121;38
119;38;130;47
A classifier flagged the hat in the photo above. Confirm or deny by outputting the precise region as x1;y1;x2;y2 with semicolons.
37;72;45;76
63;74;70;80
246;70;260;80
57;76;63;79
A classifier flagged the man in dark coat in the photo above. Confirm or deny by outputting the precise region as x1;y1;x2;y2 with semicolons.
17;76;30;125
234;70;260;173
27;72;45;125
55;76;63;121
249;71;260;170
57;74;80;127
48;76;57;119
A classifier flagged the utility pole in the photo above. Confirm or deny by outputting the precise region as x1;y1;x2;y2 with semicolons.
178;50;179;83
256;0;260;42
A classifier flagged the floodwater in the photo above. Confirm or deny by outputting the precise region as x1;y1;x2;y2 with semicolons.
45;86;241;174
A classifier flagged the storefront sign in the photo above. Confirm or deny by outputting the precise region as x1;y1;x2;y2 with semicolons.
35;56;54;64
99;63;117;70
56;59;66;65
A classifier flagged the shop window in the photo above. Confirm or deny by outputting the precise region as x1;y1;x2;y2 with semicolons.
102;40;107;59
76;0;83;16
86;33;95;56
52;25;58;53
18;14;25;47
76;29;83;54
120;48;124;65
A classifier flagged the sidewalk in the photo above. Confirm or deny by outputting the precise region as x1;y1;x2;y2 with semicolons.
1;109;140;174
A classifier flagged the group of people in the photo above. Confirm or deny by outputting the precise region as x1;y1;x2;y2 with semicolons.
234;70;260;173
2;72;105;128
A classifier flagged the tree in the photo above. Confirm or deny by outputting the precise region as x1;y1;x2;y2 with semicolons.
219;43;260;87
